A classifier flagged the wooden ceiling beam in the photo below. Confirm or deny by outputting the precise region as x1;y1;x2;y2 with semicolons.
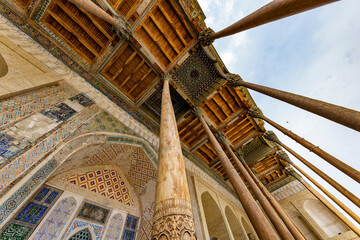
111;51;137;81
128;67;152;94
119;59;145;88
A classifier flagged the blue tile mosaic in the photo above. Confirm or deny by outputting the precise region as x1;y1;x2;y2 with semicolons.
44;191;58;204
0;132;21;159
69;93;94;107
34;187;50;201
0;223;32;240
123;230;135;240
41;103;77;122
16;202;47;224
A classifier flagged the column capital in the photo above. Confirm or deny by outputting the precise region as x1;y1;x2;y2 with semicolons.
276;150;292;164
199;28;215;46
192;107;203;118
214;131;228;145
227;73;244;87
263;131;281;145
235;150;245;161
162;73;173;83
248;106;265;119
113;15;131;39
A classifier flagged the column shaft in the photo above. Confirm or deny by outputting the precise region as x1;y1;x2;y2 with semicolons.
226;145;295;240
240;81;360;132
290;163;360;226
241;159;306;240
211;0;338;39
282;143;360;209
68;0;115;25
297;178;360;236
264;115;360;183
198;116;280;240
152;78;196;239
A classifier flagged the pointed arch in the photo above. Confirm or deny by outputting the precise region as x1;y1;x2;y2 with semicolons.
201;191;230;240
224;206;246;240
68;227;93;240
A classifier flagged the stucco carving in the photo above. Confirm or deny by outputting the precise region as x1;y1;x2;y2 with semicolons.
152;198;196;240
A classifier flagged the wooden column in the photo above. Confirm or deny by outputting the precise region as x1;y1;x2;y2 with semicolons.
219;134;295;240
67;0;131;39
199;0;338;45
278;150;360;226
264;131;360;209
152;74;197;240
235;151;306;240
227;74;360;132
285;167;360;236
193;108;280;240
248;106;360;184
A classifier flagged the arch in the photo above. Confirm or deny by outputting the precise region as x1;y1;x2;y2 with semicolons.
225;206;246;240
68;227;93;240
201;191;230;240
304;199;348;237
285;209;319;240
241;217;256;240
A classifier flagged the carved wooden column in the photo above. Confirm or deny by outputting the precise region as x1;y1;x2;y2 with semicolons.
193;108;280;240
235;151;306;240
67;0;131;39
248;106;360;183
152;74;197;240
217;133;296;240
263;131;360;209
285;167;360;236
199;0;338;45
227;74;360;132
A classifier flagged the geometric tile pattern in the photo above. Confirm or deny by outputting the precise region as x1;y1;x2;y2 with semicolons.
67;169;134;206
122;214;139;240
69;228;92;240
40;102;77;123
0;158;58;225
0;104;99;191
64;219;103;240
103;213;123;240
129;148;157;192
0;185;62;240
0;83;78;128
33;197;77;240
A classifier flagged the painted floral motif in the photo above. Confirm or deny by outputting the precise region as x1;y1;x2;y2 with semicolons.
103;213;124;240
33;197;77;240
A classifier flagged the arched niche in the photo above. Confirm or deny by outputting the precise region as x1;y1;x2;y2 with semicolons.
0;53;8;78
285;209;320;240
304;199;349;238
224;206;247;240
241;217;256;240
201;192;230;240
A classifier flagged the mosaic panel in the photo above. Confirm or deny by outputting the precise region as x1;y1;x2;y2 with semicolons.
69;93;94;107
64;219;103;240
0;83;78;128
33;197;77;240
67;169;134;206
0;159;58;225
122;214;139;240
138;204;154;240
0;104;100;190
0;185;62;239
78;202;109;224
0;132;21;158
103;213;124;240
41;102;77;122
0;223;32;240
16;202;47;224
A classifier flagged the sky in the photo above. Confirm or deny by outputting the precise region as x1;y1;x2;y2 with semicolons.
198;0;360;229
